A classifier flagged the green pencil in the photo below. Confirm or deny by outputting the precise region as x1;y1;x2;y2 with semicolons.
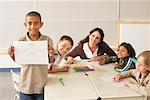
59;78;65;86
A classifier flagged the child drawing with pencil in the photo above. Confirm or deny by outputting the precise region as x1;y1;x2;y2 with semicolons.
114;50;150;96
48;35;73;73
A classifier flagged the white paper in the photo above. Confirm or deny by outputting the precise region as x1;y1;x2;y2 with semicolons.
100;75;126;87
100;75;114;82
13;41;49;64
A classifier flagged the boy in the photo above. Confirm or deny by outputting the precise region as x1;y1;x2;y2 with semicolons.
48;35;73;73
8;11;54;100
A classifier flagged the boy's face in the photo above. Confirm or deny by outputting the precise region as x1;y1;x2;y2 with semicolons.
136;56;149;74
24;16;43;35
57;40;72;56
117;46;129;59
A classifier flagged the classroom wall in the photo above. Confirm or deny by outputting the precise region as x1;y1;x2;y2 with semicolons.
120;0;150;20
0;0;149;50
119;21;150;56
1;0;118;49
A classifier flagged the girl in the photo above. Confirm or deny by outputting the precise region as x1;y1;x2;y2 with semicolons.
48;35;73;73
105;42;136;72
114;42;136;72
114;50;150;96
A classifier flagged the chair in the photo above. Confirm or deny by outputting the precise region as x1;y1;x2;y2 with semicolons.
10;69;20;100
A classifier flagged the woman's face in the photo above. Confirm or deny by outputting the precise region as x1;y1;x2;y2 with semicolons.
89;31;101;46
117;46;129;59
57;40;72;56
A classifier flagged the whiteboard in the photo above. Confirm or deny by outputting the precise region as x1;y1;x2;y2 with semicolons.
118;21;150;56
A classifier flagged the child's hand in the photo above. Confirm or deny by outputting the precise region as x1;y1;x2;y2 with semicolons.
48;47;55;63
48;47;54;57
114;64;121;68
48;65;69;73
125;80;135;87
66;56;74;64
113;74;123;82
8;46;14;56
63;66;70;70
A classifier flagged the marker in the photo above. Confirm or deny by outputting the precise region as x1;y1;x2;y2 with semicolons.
59;78;65;86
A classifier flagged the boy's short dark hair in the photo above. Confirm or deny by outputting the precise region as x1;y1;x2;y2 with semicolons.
59;35;74;46
26;11;42;22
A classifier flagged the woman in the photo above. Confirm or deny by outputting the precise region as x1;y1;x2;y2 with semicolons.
66;27;117;64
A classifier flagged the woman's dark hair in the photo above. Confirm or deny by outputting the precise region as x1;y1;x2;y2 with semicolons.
80;27;104;44
119;42;136;58
59;35;74;46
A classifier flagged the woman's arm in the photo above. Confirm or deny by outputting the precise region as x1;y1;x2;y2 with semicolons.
66;43;84;58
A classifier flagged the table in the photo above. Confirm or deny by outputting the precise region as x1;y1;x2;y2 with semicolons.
86;64;144;100
45;72;98;100
45;61;144;100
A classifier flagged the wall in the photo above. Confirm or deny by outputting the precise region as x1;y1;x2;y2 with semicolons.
0;0;118;49
118;21;150;56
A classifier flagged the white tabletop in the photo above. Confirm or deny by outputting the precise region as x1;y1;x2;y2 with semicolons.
45;61;144;100
45;72;98;100
86;64;144;100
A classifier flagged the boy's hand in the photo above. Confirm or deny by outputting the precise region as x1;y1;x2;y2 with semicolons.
8;46;14;56
48;47;54;57
66;56;75;64
48;65;69;73
48;47;55;63
113;74;123;82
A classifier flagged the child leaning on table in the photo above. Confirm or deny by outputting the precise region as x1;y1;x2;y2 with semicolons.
48;35;74;73
8;11;54;100
114;42;136;72
114;50;150;96
102;42;136;72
